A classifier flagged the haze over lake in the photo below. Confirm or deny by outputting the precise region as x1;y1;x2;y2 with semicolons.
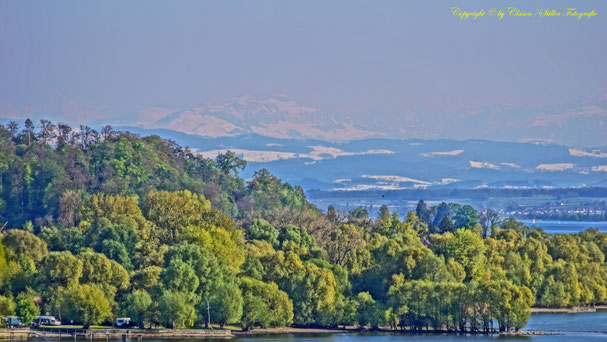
520;220;607;234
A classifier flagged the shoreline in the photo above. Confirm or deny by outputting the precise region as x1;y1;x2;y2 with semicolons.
233;327;555;336
531;305;607;313
233;327;351;335
1;327;557;340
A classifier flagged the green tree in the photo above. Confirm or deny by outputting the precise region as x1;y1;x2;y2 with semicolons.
279;224;319;257
412;252;454;282
15;292;40;325
433;202;450;227
378;205;391;224
124;289;152;328
58;190;83;228
82;193;150;240
479;209;500;238
55;284;112;328
0;295;16;316
215;151;247;177
247;169;307;213
161;243;222;301
78;251;130;293
131;266;162;292
240;257;265;280
325;224;368;272
245;219;279;247
240;277;293;327
415;200;431;225
445;229;486;281
355;292;383;329
241;294;270;331
2;230;48;262
143;190;212;245
0;243;8;282
453;205;479;229
348;207;370;227
95;224;139;271
438;216;456;233
192;225;245;273
158;290;197;328
39;251;83;288
209;281;243;328
286;263;339;326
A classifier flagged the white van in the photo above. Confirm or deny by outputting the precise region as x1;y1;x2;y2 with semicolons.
115;317;132;327
31;316;61;327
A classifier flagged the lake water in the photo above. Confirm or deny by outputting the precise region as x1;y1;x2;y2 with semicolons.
221;333;607;341
519;220;607;234
62;311;605;341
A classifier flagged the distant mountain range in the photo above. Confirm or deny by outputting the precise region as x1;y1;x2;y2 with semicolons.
124;94;607;147
108;126;607;191
3;94;607;145
133;95;380;141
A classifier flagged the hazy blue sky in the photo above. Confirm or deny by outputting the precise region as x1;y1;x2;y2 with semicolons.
1;0;606;145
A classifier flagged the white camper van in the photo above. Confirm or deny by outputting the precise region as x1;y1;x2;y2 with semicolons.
31;316;61;327
115;317;132;327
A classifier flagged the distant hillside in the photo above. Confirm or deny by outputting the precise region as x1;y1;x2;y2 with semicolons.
2;117;606;194
112;127;607;191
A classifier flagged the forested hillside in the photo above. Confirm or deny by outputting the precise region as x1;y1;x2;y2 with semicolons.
1;119;607;332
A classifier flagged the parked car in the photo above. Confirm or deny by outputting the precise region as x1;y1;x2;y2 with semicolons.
115;317;133;327
4;316;23;328
31;316;61;327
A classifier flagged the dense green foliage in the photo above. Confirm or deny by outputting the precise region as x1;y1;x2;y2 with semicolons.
0;120;606;332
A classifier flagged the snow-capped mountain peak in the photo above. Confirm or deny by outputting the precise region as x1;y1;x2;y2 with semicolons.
149;95;379;140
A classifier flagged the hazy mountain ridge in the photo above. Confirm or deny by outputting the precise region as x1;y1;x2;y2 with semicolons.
3;94;607;146
108;126;607;191
1;114;605;190
143;95;380;141
140;94;607;146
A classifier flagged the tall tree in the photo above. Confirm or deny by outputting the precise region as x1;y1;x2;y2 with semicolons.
24;119;35;145
416;200;431;225
479;209;500;238
215;151;247;177
439;215;456;233
37;119;57;144
433;202;450;226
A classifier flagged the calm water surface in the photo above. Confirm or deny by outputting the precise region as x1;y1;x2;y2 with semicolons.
114;312;607;341
519;220;607;234
34;312;607;341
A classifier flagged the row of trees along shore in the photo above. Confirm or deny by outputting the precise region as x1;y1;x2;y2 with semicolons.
1;119;606;332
